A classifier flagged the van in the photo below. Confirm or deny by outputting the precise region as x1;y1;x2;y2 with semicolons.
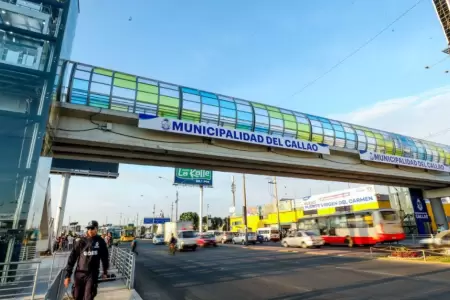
257;227;280;242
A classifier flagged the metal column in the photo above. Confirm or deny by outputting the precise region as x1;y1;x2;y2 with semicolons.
54;173;71;238
199;186;204;233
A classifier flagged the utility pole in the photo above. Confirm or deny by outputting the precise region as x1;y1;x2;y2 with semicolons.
199;185;204;233
273;176;281;236
175;190;179;221
152;204;156;233
231;176;236;209
242;174;248;246
119;213;123;226
206;204;210;231
171;202;174;221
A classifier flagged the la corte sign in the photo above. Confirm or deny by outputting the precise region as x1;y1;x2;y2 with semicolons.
138;115;330;155
296;185;377;211
360;150;450;172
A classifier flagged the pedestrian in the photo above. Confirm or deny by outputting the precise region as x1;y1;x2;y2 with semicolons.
64;220;109;300
68;234;74;251
131;237;138;255
105;232;112;248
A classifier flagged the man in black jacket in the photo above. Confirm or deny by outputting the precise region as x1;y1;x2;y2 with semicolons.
64;220;109;300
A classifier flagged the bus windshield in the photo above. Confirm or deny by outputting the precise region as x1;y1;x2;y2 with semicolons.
380;211;398;222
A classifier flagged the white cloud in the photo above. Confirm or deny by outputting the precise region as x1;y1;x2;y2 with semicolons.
51;85;450;225
329;86;450;145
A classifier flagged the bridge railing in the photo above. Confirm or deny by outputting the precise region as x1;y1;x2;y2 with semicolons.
110;246;135;289
0;260;41;299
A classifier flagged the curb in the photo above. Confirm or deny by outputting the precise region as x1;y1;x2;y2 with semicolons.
130;289;143;300
376;256;450;266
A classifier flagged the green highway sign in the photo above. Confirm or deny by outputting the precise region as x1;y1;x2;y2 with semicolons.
174;168;213;186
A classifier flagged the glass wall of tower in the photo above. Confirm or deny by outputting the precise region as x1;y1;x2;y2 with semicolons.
0;0;78;270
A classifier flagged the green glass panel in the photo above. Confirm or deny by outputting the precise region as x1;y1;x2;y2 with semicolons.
385;141;394;154
236;124;252;131
115;72;136;81
445;153;450;165
111;104;128;112
312;134;323;143
252;103;266;109
394;147;403;156
297;123;310;132
376;138;385;147
158;106;178;117
182;110;201;122
364;131;375;138
138;83;158;94
114;78;136;89
94;68;113;76
285;121;296;130
160;95;179;108
297;131;310;141
268;110;283;119
137;92;158;104
90;102;109;109
282;113;295;122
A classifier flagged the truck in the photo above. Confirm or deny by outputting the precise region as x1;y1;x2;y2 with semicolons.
164;221;194;244
120;225;136;242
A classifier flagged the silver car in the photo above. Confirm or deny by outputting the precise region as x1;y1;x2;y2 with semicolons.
282;230;324;248
420;230;450;249
232;232;257;245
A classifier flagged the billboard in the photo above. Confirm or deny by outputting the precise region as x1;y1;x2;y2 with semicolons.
143;218;170;224
174;168;213;186
295;185;377;211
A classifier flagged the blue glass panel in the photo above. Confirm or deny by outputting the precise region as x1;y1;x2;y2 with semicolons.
73;79;89;90
237;124;252;130
182;87;199;95
201;97;219;106
318;117;330;123
307;115;319;121
71;90;88;104
237;111;253;121
90;93;109;108
322;123;333;130
200;91;217;98
335;131;345;139
255;126;269;133
346;133;356;141
220;108;235;118
220;100;236;110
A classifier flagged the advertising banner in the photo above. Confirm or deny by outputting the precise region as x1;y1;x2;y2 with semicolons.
296;185;377;211
359;150;450;172
174;168;213;186
409;188;430;234
143;218;170;224
139;115;330;155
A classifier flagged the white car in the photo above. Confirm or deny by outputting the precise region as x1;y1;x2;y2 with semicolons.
419;230;450;249
282;230;324;248
152;234;164;245
232;232;257;245
176;230;198;251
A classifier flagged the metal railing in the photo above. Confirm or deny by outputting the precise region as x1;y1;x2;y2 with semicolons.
44;268;65;300
109;246;136;289
0;260;41;299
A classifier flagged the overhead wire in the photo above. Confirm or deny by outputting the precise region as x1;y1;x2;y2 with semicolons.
289;0;424;98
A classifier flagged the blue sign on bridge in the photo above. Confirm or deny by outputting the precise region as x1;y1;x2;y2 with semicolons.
143;218;170;224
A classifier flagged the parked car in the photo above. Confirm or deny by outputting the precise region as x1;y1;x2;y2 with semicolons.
220;232;234;244
282;230;324;248
420;230;450;249
197;233;217;247
176;230;198;251
256;234;264;244
152;234;164;245
232;232;257;245
144;233;153;239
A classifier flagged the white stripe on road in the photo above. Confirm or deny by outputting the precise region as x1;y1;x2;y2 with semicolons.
335;266;401;277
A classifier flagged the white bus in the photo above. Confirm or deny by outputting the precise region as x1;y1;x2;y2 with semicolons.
256;227;280;242
297;209;405;246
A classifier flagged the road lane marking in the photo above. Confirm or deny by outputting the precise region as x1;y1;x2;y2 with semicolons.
335;266;401;277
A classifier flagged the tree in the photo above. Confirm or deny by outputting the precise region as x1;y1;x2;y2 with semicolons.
179;212;199;229
211;217;223;230
223;217;230;231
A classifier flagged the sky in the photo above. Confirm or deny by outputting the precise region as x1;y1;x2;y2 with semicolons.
50;0;450;225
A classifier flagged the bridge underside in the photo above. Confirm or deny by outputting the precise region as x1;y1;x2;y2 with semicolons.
46;103;450;190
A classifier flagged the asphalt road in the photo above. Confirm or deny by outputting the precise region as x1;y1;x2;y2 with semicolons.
134;240;450;300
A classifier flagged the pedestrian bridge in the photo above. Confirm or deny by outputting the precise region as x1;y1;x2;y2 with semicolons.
46;60;450;190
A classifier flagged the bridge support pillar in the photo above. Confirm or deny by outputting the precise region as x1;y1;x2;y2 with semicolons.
54;173;71;238
429;198;449;231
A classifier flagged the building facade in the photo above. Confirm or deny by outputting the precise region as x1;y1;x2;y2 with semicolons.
0;0;78;268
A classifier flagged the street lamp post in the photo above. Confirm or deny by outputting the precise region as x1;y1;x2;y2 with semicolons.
158;176;180;221
242;174;248;246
